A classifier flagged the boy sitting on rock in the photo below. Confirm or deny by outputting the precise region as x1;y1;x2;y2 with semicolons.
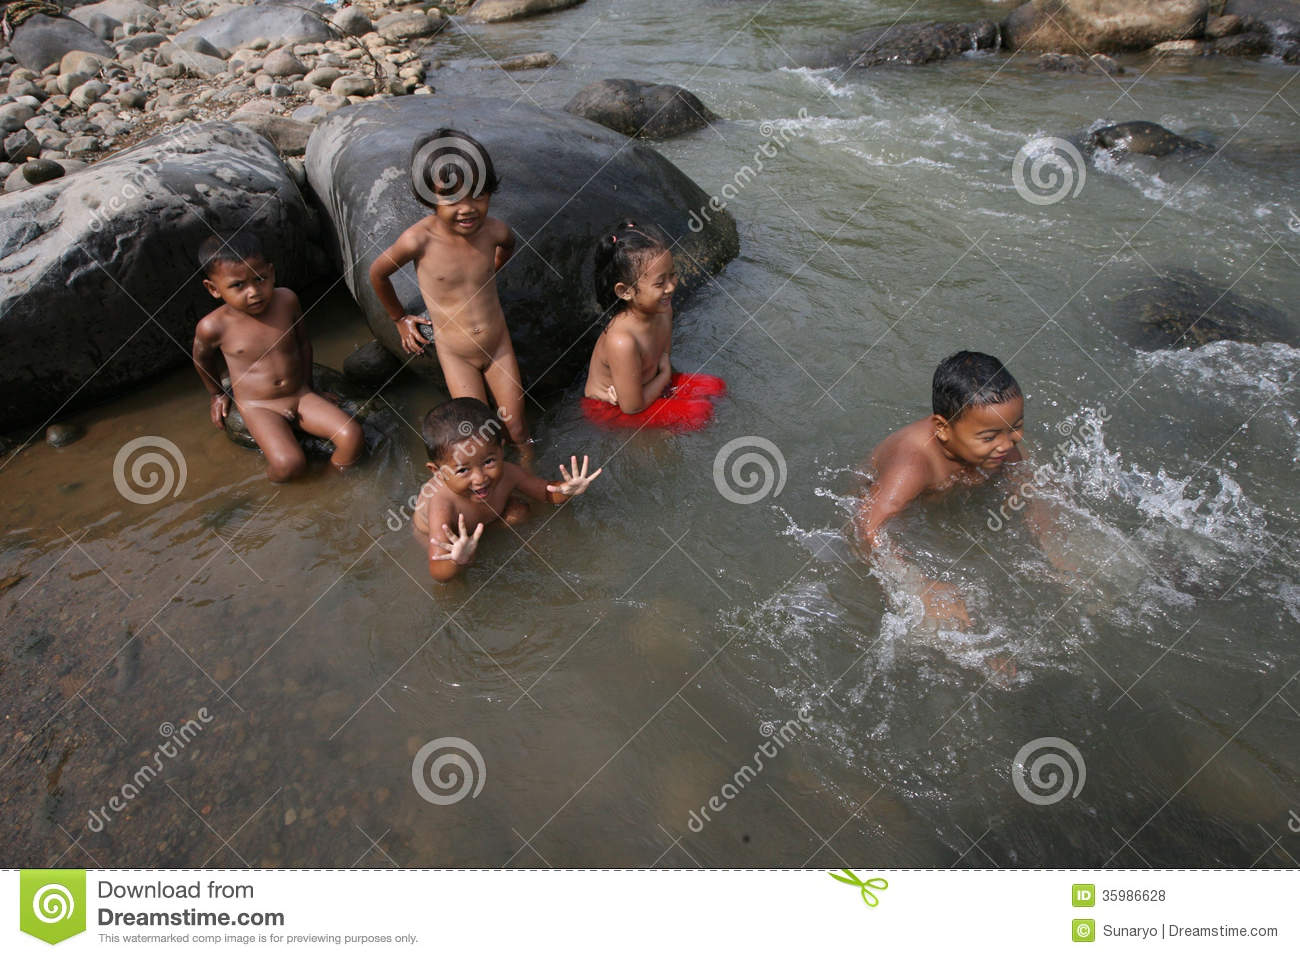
192;232;363;482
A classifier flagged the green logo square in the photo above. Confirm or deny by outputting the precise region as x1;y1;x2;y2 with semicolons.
1072;918;1095;942
1072;883;1095;907
20;869;86;944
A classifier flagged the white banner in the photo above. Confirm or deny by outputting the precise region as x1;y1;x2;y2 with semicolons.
7;869;1296;956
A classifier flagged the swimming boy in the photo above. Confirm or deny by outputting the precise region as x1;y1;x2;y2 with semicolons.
192;232;364;482
369;128;530;450
413;398;601;582
856;351;1024;627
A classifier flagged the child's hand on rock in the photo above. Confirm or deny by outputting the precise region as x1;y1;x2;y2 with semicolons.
547;455;603;498
396;315;430;354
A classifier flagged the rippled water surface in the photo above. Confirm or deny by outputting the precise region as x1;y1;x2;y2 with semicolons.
2;0;1298;867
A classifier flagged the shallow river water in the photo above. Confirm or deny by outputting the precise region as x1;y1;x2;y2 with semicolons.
2;0;1298;867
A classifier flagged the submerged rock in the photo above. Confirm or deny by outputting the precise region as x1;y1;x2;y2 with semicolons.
1037;52;1124;73
305;95;738;396
0;122;321;432
222;365;390;457
465;0;587;23
1108;269;1295;350
1003;0;1209;53
343;340;405;391
1088;121;1209;157
564;78;717;139
829;20;1001;68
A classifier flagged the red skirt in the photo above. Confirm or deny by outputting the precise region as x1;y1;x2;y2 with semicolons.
581;373;727;432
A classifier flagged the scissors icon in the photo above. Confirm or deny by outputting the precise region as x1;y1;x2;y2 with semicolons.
828;869;888;907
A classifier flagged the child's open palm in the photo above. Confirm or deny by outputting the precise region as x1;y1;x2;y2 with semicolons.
547;455;603;497
432;514;484;565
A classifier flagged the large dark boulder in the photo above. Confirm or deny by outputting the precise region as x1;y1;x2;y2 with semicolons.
173;3;334;53
8;14;114;72
1088;121;1209;157
1107;269;1295;350
1003;0;1209;53
466;0;587;23
829;20;1001;68
564;79;717;139
0;122;322;432
304;96;739;397
223;365;392;457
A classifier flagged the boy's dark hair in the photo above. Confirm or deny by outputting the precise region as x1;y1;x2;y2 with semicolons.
932;351;1022;422
422;397;506;462
410;128;501;208
198;232;267;277
593;219;671;314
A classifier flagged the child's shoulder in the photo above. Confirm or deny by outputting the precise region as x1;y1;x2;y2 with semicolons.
873;420;940;478
196;302;234;336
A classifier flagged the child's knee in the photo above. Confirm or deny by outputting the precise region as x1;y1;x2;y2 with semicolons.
265;450;307;483
336;419;364;454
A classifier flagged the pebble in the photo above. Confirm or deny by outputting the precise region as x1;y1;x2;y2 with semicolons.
45;423;84;447
262;49;307;77
304;66;342;88
23;158;65;184
65;136;99;156
4;130;40;163
330;74;375;98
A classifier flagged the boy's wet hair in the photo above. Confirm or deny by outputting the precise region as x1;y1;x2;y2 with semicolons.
593;219;671;314
932;351;1022;422
198;232;267;277
410;128;501;208
422;397;506;463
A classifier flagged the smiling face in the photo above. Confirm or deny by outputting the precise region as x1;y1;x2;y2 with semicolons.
615;248;676;316
935;396;1025;471
203;257;275;316
431;438;505;502
432;190;491;236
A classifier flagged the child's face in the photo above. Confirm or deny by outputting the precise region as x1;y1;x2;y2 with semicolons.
431;439;504;501
203;257;275;316
935;397;1025;471
617;249;677;315
433;190;491;236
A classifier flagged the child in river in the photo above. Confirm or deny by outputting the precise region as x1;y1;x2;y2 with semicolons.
582;220;725;431
192;233;364;482
413;398;602;582
856;351;1025;630
369;128;531;451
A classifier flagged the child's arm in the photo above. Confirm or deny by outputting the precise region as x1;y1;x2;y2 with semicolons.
368;230;429;354
508;456;603;506
607;333;671;414
493;220;516;272
427;512;484;582
191;314;229;428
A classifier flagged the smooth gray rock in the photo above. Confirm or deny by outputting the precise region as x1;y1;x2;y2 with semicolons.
173;4;332;53
829;20;1001;68
1003;0;1209;53
304;66;342;88
375;11;443;42
343;340;404;390
9;14;115;72
4;130;41;163
304;95;738;396
330;7;373;37
114;32;167;55
177;35;223;59
0;121;322;431
262;48;307;77
466;0;586;23
22;158;66;185
564;78;717;139
231;112;315;155
1088;121;1209;157
329;74;374;98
